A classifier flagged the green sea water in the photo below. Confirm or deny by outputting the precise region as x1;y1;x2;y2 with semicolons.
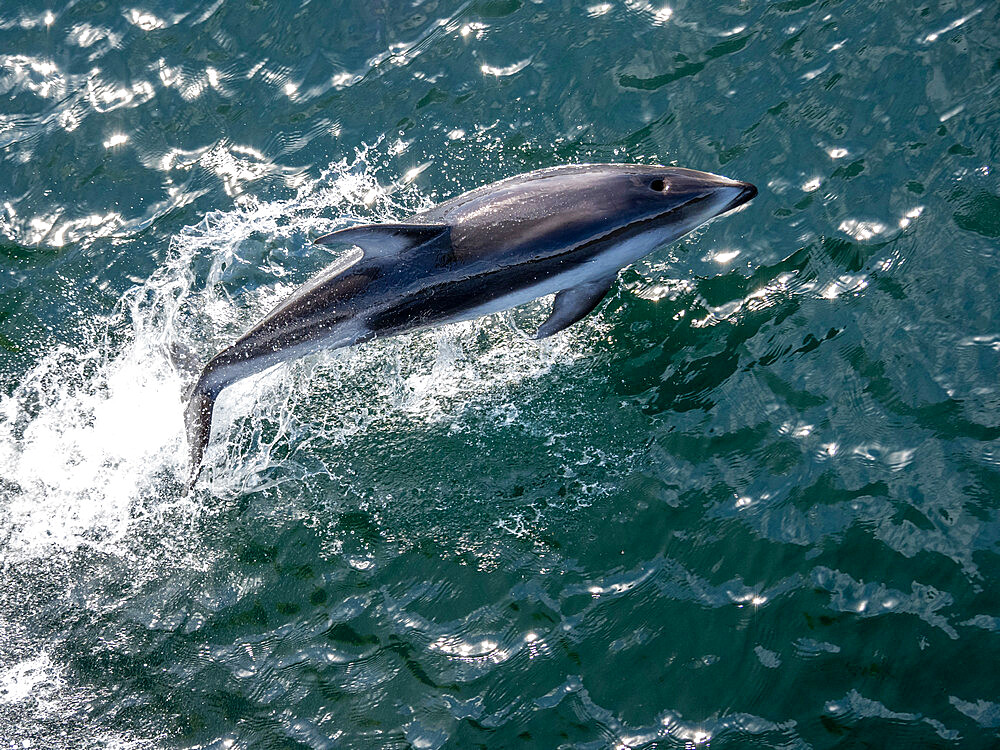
2;0;999;747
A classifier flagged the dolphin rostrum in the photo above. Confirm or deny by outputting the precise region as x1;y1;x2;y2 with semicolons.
184;164;756;483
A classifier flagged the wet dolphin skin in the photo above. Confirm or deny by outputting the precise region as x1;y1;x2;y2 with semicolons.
185;164;757;483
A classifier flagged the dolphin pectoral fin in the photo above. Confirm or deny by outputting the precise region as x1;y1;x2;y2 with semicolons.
314;223;450;258
532;276;616;339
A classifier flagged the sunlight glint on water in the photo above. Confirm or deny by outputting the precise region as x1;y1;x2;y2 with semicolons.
1;0;999;746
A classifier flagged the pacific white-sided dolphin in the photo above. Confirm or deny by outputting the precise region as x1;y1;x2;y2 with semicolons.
185;164;756;482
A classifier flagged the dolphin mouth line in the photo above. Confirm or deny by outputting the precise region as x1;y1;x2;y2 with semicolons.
661;191;713;218
672;183;757;218
724;183;758;213
647;190;717;228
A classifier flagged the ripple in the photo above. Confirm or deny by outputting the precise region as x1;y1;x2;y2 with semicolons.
812;566;959;639
949;697;1000;729
479;58;532;77
1;0;1000;745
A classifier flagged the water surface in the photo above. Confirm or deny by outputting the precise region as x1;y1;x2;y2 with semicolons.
1;0;999;747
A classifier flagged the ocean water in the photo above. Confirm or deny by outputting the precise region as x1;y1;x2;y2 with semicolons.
1;0;999;747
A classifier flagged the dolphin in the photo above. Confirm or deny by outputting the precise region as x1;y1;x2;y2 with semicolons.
184;164;756;483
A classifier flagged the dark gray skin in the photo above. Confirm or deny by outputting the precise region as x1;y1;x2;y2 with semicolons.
185;164;756;484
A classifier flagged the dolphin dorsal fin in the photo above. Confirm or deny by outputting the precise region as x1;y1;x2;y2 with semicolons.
533;275;616;339
314;223;449;258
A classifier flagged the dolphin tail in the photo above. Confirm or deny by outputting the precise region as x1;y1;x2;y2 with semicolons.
184;374;221;489
168;339;202;379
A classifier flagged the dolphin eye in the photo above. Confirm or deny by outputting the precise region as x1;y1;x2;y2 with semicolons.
649;179;666;192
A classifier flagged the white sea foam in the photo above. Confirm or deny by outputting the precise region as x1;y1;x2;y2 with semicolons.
0;158;390;559
0;154;584;559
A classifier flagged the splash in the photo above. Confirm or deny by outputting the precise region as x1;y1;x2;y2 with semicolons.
0;155;390;559
0;153;580;559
